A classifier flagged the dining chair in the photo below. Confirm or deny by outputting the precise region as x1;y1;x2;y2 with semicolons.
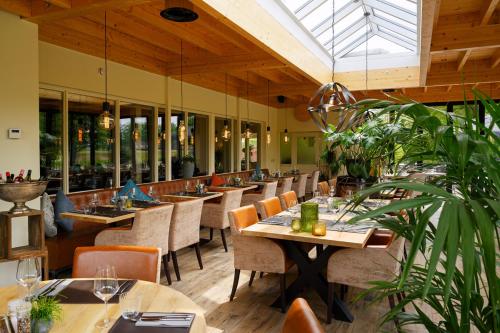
279;191;298;210
94;204;174;284
73;245;161;283
169;199;204;281
240;181;278;207
326;231;405;323
281;298;325;333
305;170;320;197
228;205;293;312
200;188;245;252
255;197;283;219
291;174;308;202
317;181;329;196
276;177;294;196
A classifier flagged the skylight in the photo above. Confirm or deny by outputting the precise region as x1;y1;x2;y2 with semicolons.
280;0;419;59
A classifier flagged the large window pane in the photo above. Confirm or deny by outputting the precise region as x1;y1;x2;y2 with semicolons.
120;103;154;185
215;118;232;173
241;122;261;170
68;94;114;192
187;113;209;176
297;136;316;165
158;108;167;181
39;89;63;194
170;111;184;179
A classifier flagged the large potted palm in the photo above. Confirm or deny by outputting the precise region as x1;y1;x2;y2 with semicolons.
346;90;499;332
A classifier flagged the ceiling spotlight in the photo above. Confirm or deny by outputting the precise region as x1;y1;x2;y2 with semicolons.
160;0;198;22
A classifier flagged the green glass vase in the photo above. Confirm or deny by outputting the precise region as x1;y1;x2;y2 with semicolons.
300;202;318;232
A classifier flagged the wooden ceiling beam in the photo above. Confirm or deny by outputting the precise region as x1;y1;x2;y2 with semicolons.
44;0;71;9
166;54;286;76
248;83;317;98
431;24;500;53
0;0;31;17
479;0;500;26
420;0;441;85
457;50;472;71
491;48;500;68
26;0;155;24
253;69;291;84
427;59;500;86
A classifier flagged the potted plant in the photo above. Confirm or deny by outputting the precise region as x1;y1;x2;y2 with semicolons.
348;90;499;332
31;296;62;333
182;155;195;179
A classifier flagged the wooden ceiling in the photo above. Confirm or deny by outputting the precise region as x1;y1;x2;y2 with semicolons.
1;0;500;107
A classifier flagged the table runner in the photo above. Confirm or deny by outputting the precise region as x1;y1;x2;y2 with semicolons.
54;279;137;304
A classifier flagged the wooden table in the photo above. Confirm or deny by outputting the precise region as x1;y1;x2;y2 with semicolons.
160;191;223;203
241;198;386;322
60;211;136;225
210;184;258;192
0;279;206;333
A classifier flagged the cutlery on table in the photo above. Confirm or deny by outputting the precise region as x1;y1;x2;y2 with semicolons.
39;279;65;297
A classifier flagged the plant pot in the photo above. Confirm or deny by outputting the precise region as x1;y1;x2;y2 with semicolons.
31;319;53;333
345;159;371;179
336;176;375;197
182;161;195;179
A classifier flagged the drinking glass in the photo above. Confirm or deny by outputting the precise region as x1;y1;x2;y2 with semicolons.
93;266;119;328
120;292;142;321
329;185;336;197
313;190;320;199
148;186;155;200
90;193;99;213
345;190;353;201
16;258;41;300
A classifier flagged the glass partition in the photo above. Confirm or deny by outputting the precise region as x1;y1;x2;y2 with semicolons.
240;122;261;170
68;94;114;192
215;117;232;173
158;108;167;181
120;103;154;185
39;89;63;194
187;112;209;176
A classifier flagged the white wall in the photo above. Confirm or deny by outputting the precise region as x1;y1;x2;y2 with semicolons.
0;11;40;286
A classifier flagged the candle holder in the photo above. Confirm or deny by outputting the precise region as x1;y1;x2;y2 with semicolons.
312;220;327;236
291;219;301;232
300;202;318;232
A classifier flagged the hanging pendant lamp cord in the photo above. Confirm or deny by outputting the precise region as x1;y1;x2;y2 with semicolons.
180;40;183;112
267;80;270;125
365;10;369;94
225;73;228;120
331;0;335;82
247;71;250;123
104;11;108;104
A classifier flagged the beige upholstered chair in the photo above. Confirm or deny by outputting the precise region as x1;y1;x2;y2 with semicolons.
228;205;293;312
255;197;283;219
240;181;278;207
326;231;405;323
291;174;308;202
306;170;320;197
200;189;244;252
279;191;298;210
276;177;294;196
169;199;204;281
94;204;174;284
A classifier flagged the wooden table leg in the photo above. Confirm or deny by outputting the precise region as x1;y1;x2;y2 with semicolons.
42;252;49;281
270;241;354;323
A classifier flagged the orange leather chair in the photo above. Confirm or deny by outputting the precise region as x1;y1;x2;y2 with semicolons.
279;191;298;210
317;181;329;196
72;245;161;283
255;197;283;219
281;298;325;333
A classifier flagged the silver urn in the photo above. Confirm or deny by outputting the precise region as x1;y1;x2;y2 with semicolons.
0;181;48;214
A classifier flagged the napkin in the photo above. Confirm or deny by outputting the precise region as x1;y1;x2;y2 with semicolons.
135;313;194;328
47;279;72;297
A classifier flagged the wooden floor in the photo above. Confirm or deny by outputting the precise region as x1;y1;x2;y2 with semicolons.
160;229;425;333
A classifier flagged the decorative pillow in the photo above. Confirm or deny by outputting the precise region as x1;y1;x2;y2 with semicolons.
211;173;225;186
41;193;57;237
118;179;153;201
54;190;75;232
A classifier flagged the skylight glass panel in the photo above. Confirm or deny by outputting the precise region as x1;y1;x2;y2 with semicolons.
335;6;364;33
378;26;416;44
281;0;308;13
333;25;368;55
301;1;333;30
345;35;410;57
382;0;417;13
373;8;416;30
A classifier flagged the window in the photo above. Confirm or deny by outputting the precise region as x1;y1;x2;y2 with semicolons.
215;117;232;173
39;89;63;194
241;122;261;170
187;113;209;176
158;108;167;181
68;94;114;192
280;132;292;164
297;136;316;165
170;111;184;179
120;103;154;185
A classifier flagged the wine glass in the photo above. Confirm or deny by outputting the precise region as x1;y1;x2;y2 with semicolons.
90;193;99;213
329;185;336;198
16;257;41;300
148;186;155;200
93;266;119;329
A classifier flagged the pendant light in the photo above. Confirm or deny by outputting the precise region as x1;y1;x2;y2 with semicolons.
266;80;271;144
178;40;186;145
221;73;231;141
160;0;198;22
307;0;356;133
215;130;219;143
244;72;252;139
279;96;289;144
98;11;115;131
132;124;140;142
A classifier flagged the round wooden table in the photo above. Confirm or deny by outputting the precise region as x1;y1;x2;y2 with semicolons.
0;279;206;333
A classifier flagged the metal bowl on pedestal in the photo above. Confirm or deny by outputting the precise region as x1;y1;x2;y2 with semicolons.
0;181;48;214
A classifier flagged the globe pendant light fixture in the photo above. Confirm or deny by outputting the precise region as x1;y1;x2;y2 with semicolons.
266;80;271;145
221;73;231;141
178;40;186;146
98;11;115;131
307;0;356;133
160;0;198;22
244;72;253;139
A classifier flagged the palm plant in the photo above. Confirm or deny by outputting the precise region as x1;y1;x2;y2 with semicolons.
346;90;499;332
